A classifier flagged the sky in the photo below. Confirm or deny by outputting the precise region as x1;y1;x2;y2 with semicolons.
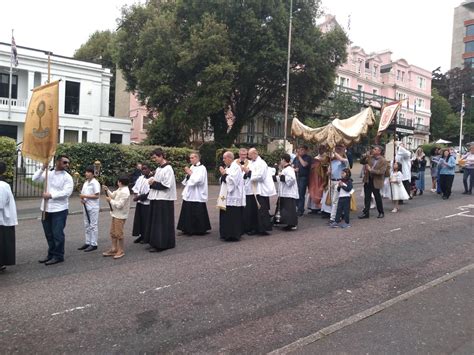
0;0;461;73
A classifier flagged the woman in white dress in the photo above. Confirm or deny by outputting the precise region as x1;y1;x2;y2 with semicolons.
390;162;410;213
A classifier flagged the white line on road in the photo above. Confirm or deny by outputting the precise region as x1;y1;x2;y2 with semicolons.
51;304;92;317
389;228;401;232
268;263;474;355
228;264;253;272
139;284;172;295
444;211;470;219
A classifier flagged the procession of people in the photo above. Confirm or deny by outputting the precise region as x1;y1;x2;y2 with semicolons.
0;141;472;272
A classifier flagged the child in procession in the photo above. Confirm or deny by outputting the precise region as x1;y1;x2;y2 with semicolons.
390;162;410;212
330;168;353;228
78;166;101;252
102;176;131;259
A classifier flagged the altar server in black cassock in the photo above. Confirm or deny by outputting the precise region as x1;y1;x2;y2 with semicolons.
275;154;299;230
0;162;17;271
218;151;246;242
177;153;211;235
242;148;276;235
131;164;151;244
145;149;177;252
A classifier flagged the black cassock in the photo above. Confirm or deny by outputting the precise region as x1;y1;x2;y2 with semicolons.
275;197;298;227
0;226;15;266
244;195;272;234
144;200;175;250
219;206;244;241
177;201;211;235
132;203;150;237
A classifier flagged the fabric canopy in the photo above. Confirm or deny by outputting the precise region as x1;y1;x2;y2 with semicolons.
291;107;376;148
435;139;452;144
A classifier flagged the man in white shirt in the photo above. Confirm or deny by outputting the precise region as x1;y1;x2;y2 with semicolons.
396;143;412;198
78;165;101;252
177;153;211;236
32;155;74;265
243;148;276;235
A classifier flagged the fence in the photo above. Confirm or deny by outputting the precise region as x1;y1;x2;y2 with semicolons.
12;150;45;198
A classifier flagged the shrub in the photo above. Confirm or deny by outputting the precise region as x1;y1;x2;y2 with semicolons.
0;137;17;184
56;143;193;186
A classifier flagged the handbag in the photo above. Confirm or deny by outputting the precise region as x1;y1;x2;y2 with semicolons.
350;191;357;211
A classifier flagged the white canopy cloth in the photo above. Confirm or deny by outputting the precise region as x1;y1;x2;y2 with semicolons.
291;107;376;148
435;139;452;144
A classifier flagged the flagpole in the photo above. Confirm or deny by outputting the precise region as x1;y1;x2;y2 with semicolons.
459;93;464;153
42;52;52;221
8;29;13;119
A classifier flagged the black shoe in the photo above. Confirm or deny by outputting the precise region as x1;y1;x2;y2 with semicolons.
84;245;98;252
442;195;447;200
0;265;6;272
399;201;404;205
45;258;64;266
297;212;304;217
377;213;384;219
77;244;90;251
38;257;52;263
246;231;256;236
259;231;270;236
133;236;144;244
419;190;423;195
462;191;469;195
149;248;159;253
358;214;369;219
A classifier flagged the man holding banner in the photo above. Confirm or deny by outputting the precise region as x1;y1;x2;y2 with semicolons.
23;79;71;265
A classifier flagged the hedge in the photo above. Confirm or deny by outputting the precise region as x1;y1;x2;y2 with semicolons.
0;137;16;184
56;143;194;186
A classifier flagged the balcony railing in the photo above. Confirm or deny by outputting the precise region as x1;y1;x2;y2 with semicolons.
0;97;28;108
414;124;430;133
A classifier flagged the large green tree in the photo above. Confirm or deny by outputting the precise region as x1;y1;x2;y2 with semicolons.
115;0;348;147
74;30;117;116
430;88;459;141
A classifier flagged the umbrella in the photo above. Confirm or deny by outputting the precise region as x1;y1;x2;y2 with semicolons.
435;139;452;144
291;107;376;148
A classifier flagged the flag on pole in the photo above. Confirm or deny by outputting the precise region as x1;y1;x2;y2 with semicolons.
377;101;402;134
11;36;18;67
22;81;60;163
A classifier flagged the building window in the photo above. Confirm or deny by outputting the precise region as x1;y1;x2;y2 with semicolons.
464;58;474;68
64;130;79;143
372;89;378;95
338;76;350;88
417;77;426;90
397;70;401;81
0;74;18;99
401;71;405;82
467;24;474;36
82;131;88;143
416;98;424;109
465;41;474;53
0;124;18;140
373;65;378;77
357;84;363;92
65;81;80;115
110;133;123;144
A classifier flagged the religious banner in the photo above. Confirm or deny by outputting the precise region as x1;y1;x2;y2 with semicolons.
377;101;401;134
22;81;59;163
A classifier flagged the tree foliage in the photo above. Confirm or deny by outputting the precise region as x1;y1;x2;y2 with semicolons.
115;0;348;146
74;30;117;116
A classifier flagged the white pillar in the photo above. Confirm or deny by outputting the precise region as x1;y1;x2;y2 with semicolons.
27;71;35;102
59;128;64;143
78;129;83;143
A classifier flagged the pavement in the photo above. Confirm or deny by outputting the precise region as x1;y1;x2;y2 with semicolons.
1;170;473;354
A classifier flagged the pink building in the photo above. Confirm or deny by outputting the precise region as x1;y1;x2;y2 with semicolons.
129;93;149;143
336;46;432;147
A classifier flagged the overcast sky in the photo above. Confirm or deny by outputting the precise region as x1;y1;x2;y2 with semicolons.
0;0;461;73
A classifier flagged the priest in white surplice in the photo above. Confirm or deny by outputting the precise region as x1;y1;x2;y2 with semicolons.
243;148;276;235
218;151;246;242
131;163;151;244
145;149;177;252
177;153;211;236
275;153;299;231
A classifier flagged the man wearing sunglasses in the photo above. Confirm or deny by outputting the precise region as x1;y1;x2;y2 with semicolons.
32;155;74;265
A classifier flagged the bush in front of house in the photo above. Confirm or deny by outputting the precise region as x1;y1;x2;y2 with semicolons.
0;136;17;185
56;143;194;186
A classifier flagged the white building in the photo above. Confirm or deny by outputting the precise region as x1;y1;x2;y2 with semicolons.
0;42;131;145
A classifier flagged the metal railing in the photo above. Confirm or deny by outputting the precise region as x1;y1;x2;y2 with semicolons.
0;97;28;108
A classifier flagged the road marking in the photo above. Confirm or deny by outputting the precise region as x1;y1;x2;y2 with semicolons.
268;263;474;355
140;282;181;295
228;264;253;272
444;211;470;219
389;228;401;232
51;304;92;317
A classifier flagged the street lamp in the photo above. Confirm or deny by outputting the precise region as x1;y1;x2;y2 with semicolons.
283;0;293;152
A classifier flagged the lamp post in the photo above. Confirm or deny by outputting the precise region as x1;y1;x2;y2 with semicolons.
283;0;293;152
